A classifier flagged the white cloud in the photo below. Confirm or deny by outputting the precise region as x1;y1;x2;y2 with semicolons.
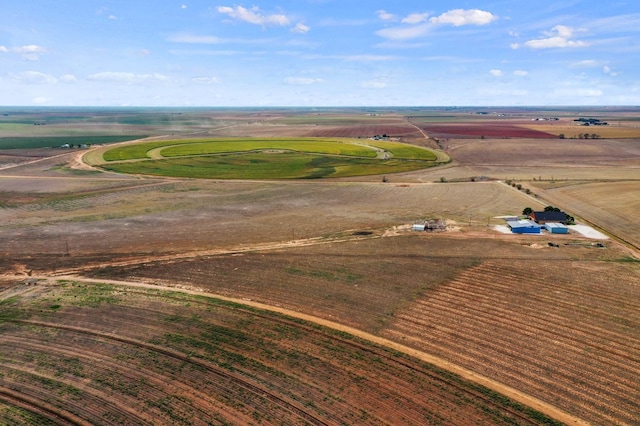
402;13;429;25
361;79;388;89
521;25;589;49
549;25;574;38
0;45;8;53
513;70;528;76
376;24;430;40
525;37;588;49
59;74;78;83
168;33;222;44
87;72;169;84
108;15;118;20
192;76;220;84
181;4;187;9
284;77;324;85
344;54;396;61
291;23;310;34
217;5;290;26
603;66;620;77
377;10;397;21
377;9;496;40
12;44;47;61
490;69;503;77
430;9;497;27
571;59;600;68
12;71;57;84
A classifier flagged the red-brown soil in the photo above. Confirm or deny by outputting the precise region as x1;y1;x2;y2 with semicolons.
62;234;638;426
421;123;556;139
382;258;640;425
305;124;421;138
0;280;562;425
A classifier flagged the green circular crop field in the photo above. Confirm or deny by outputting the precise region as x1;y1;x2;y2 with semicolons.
90;138;447;179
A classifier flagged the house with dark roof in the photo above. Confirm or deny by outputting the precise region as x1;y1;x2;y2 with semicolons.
530;211;567;224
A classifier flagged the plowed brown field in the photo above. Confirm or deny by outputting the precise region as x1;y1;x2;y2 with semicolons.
305;124;421;138
382;258;640;425
421;123;556;139
0;280;564;425
69;234;640;426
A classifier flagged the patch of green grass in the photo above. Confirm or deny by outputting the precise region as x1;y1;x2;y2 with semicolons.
160;138;376;157
0;296;28;322
367;141;438;160
101;152;437;179
60;282;123;307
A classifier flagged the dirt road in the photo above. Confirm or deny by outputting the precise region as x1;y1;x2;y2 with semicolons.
9;274;588;426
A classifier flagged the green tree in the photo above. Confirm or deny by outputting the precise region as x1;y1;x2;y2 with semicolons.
522;207;533;216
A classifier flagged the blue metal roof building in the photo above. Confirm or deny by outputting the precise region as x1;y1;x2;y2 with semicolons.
506;219;542;234
545;223;569;234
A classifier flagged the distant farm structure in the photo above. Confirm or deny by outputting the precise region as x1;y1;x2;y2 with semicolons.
412;219;447;232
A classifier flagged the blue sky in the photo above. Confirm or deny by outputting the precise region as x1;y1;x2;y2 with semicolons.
1;1;639;106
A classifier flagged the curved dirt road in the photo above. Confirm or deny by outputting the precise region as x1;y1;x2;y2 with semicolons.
23;274;587;426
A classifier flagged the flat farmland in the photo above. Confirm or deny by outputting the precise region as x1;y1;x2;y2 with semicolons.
531;180;640;250
381;256;640;425
420;122;556;139
75;235;640;425
89;138;441;180
2;106;640;425
0;279;563;426
440;137;640;182
0;179;538;267
448;137;640;168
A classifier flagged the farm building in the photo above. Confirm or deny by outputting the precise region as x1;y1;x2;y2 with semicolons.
545;223;569;234
506;219;542;234
413;219;447;232
530;211;567;224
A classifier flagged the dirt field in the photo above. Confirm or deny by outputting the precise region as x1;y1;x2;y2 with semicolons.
1;278;572;426
529;180;640;250
1;107;640;425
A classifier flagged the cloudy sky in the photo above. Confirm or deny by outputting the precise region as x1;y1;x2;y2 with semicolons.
1;1;639;106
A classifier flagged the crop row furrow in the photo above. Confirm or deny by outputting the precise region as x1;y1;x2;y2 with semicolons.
135;290;556;425
392;306;640;403
200;300;565;425
457;262;640;310
0;385;87;426
0;336;248;426
383;327;630;426
0;377;114;426
9;319;331;426
441;273;640;347
421;287;640;360
455;273;640;318
384;321;636;425
0;362;152;425
400;298;640;392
